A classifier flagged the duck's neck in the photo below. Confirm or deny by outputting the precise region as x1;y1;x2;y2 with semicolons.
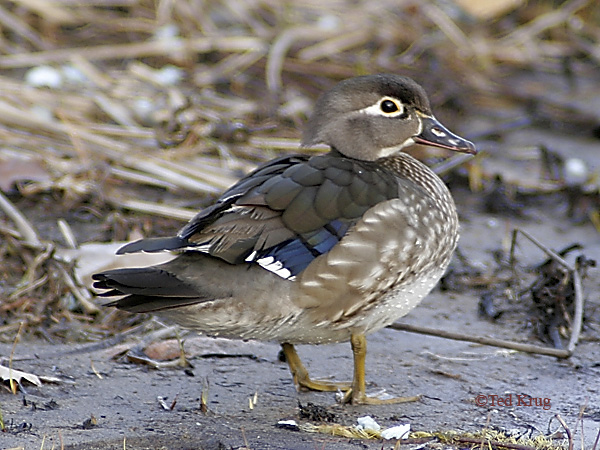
378;152;456;216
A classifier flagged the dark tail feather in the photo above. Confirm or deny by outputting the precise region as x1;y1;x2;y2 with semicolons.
92;267;198;297
103;294;204;313
93;267;207;313
116;236;188;254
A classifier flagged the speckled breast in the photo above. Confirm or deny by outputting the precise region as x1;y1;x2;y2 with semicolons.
288;154;459;344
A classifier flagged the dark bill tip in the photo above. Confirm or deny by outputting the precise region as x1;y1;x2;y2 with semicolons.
414;116;477;154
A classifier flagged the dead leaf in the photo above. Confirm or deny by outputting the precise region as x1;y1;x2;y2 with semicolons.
0;364;42;387
0;155;51;192
55;241;175;288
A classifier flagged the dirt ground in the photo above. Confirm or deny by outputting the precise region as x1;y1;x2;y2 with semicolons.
3;178;600;449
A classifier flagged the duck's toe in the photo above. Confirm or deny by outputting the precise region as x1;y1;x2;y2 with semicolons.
281;343;352;392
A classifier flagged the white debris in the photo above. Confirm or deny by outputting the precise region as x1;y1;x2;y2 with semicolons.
276;420;300;431
153;23;180;40
131;98;155;123
381;423;411;440
157;396;173;410
154;65;184;86
277;420;298;427
564;157;588;186
30;105;55;122
356;415;380;432
316;14;341;31
25;65;63;88
61;64;87;84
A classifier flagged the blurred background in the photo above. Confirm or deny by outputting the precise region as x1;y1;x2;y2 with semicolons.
0;0;599;342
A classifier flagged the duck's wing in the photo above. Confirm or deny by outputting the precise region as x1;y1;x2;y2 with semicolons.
116;153;399;279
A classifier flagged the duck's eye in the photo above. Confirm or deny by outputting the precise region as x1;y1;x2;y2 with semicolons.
381;100;399;113
359;97;406;117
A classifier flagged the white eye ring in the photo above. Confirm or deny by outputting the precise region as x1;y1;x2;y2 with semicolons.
379;97;404;117
359;96;406;118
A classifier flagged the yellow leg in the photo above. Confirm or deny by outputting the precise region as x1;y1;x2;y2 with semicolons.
345;334;421;405
281;343;351;392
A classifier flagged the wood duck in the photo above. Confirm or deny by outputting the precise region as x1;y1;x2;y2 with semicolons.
93;74;476;404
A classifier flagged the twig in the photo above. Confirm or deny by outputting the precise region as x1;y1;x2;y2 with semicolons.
501;0;591;46
57;219;78;249
420;2;479;61
455;436;538;450
592;428;600;450
55;262;100;314
509;229;570;271
109;198;196;221
387;322;571;358
569;269;584;354
297;30;370;61
553;414;574;450
15;243;54;293
200;377;209;413
510;228;584;355
8;274;48;300
575;399;588;450
9;322;25;395
0;190;42;248
266;25;334;94
432;152;479;176
109;167;180;190
241;426;252;450
0;36;267;68
0;4;49;50
90;359;103;380
10;0;74;23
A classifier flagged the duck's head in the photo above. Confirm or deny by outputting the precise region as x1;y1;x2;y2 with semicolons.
302;74;476;161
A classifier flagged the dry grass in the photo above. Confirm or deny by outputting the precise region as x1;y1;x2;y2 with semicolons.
0;0;598;341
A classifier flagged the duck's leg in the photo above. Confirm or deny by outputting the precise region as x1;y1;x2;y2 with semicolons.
344;334;421;405
281;343;351;392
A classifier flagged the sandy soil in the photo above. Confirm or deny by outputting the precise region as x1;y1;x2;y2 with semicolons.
3;181;600;449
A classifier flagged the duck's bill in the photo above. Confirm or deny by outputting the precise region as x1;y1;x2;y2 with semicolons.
414;116;477;154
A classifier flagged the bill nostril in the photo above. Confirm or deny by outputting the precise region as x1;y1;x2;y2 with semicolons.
431;127;447;137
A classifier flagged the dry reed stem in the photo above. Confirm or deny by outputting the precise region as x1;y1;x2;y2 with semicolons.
0;36;267;69
0;191;41;247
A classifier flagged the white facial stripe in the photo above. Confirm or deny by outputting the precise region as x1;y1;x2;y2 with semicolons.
358;96;405;118
375;111;423;158
415;115;423;135
376;138;415;158
360;103;386;116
